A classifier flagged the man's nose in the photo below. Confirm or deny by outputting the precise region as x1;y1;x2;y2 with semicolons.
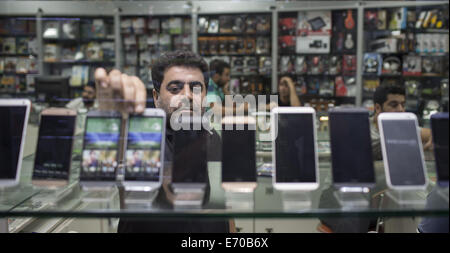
397;104;405;112
181;84;193;100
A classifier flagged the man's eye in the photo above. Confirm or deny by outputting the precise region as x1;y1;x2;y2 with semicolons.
168;86;181;93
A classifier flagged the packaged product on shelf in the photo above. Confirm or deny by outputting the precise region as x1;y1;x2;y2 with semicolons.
245;37;256;54
0;75;15;87
335;76;347;96
377;10;387;30
16;38;29;54
139;66;151;84
147;34;159;50
121;18;133;34
256;15;271;33
234;37;245;54
319;78;334;97
2;37;16;54
438;34;449;53
245;15;257;34
295;76;308;95
70;65;89;87
43;21;60;39
161;19;170;33
0;20;9;34
329;55;341;75
362;99;375;111
101;42;115;62
279;56;294;74
407;10;417;29
148;18;160;33
125;51;138;66
138;35;148;51
198;37;209;55
16;57;28;74
218;37;228;55
422;56;443;76
256;37;270;55
364;10;378;31
4;57;17;72
198;17;209;34
124;35;137;51
208;19;219;34
403;55;422;76
123;66;136;76
344;76;357;96
159;34;171;51
388;8;407;30
61;21;79;39
85;42;103;61
61;46;77;61
181;34;192;50
44;44;60;62
92;19;106;38
231;57;244;74
299;11;332;35
307;77;320;95
369;38;398;53
132;18;146;34
342;55;356;76
232;15;246;33
278;35;295;52
139;50;151;66
243;56;258;75
10;19;27;35
209;39;219;55
381;55;401;75
227;36;237;54
230;78;240;94
363;78;380;93
169;18;182;34
296;35;330;54
363;53;382;74
0;57;4;73
279;17;296;34
183;18;191;34
258;56;272;75
28;56;38;73
295;56;307;75
405;79;421;98
219;16;234;33
310;55;329;75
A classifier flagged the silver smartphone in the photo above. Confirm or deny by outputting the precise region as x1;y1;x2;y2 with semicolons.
221;116;257;192
378;112;428;190
271;107;319;191
80;110;122;188
123;108;166;191
0;99;30;187
328;107;375;188
32;108;77;188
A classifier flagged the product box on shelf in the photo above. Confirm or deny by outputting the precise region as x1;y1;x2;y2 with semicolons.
363;53;382;75
403;55;422;76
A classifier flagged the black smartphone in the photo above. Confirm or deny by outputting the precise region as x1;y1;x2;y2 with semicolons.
80;110;122;187
221;116;257;191
378;113;427;189
172;128;208;187
329;108;375;187
32;108;77;187
431;112;449;188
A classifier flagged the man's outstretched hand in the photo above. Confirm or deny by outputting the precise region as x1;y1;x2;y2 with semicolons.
94;68;147;114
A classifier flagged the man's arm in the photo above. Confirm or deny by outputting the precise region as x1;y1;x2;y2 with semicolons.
421;128;433;150
282;76;301;106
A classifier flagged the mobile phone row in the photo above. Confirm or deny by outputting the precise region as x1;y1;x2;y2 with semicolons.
1;99;448;194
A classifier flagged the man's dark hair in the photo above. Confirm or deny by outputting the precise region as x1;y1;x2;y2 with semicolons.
373;84;406;106
151;50;209;92
209;59;230;76
86;81;96;89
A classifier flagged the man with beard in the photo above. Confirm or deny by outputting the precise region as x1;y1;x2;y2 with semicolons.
94;50;233;233
66;81;97;110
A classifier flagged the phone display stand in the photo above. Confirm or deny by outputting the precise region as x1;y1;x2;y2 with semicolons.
333;187;370;208
281;191;312;209
172;188;205;208
81;186;117;203
123;189;159;206
436;187;449;203
225;191;254;210
385;189;427;206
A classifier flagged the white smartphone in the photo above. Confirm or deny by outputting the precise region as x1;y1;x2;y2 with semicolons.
80;110;122;188
0;99;31;187
123;108;166;191
32;108;77;188
221;116;257;192
378;112;428;190
271;107;319;191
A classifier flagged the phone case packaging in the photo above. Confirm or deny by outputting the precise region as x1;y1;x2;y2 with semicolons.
256;15;271;33
278;35;295;52
279;56;294;74
403;55;422;76
219;16;234;33
342;55;356;76
295;56;307;75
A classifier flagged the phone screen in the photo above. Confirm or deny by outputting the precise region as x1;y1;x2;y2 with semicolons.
125;116;164;182
222;124;256;182
381;119;426;186
0;106;27;179
81;116;121;181
275;113;317;183
329;111;375;185
172;130;207;184
33;115;76;180
431;115;449;184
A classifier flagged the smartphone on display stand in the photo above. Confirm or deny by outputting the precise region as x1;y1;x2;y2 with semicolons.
378;112;428;190
123;109;166;191
32;108;77;188
221;116;257;192
328;108;375;189
80;110;122;189
171;118;208;204
271;107;319;191
0;99;31;187
431;112;449;188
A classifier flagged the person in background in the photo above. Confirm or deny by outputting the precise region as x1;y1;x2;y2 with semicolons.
274;75;302;107
66;81;97;111
370;84;433;160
